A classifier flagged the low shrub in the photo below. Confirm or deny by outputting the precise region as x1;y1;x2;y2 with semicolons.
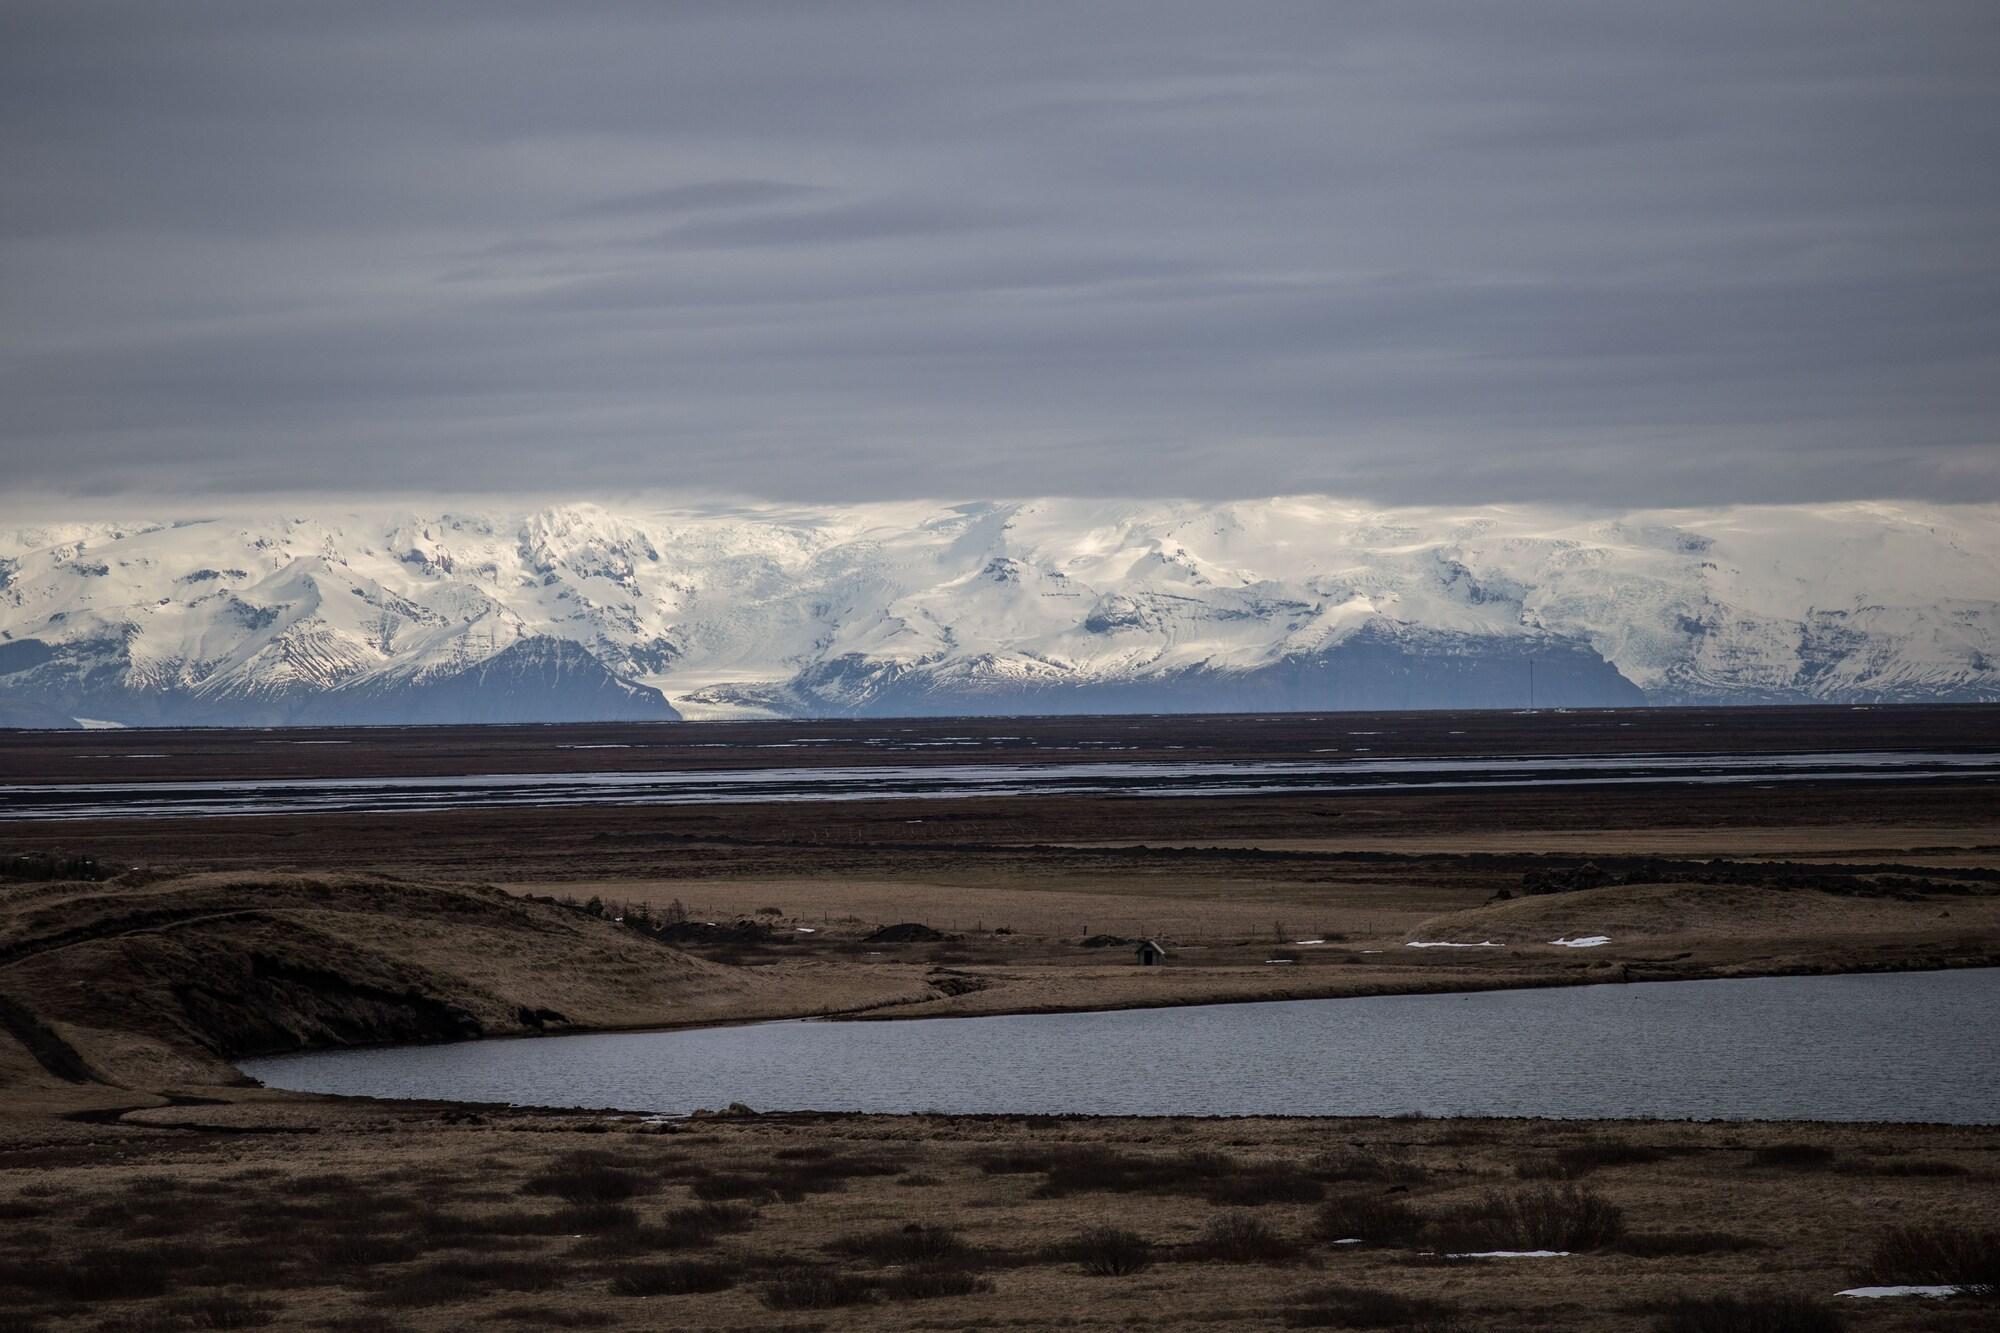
880;1263;992;1300
316;1233;425;1268
970;1147;1055;1174
1188;1213;1305;1264
1309;1149;1427;1185
359;1268;483;1309
1649;1295;1846;1333
664;1202;755;1236
1747;1144;1835;1170
160;1296;283;1329
773;1145;834;1161
1556;1143;1671;1174
549;1203;642;1233
55;1248;176;1301
567;1223;709;1260
1314;1193;1424;1247
1281;1283;1459;1329
432;1258;566;1291
78;1203;140;1232
363;1258;564;1307
1859;1225;2000;1293
1514;1157;1572;1180
410;1209;509;1242
1427;1185;1624;1252
681;1154;898;1204
608;1259;739;1297
768;1154;901;1199
316;1318;399;1333
1066;1227;1153;1276
1431;1126;1496;1147
1033;1147;1174;1196
689;1173;772;1202
520;1157;647;1204
832;1223;968;1265
760;1266;876;1310
1617;1232;1765;1258
481;1308;614;1329
1861;1159;1968;1178
1207;1170;1324;1206
1031;1147;1243;1199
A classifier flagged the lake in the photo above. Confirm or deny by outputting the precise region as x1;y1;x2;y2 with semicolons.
241;968;2000;1123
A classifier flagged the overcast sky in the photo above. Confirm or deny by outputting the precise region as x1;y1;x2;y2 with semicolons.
3;2;1996;509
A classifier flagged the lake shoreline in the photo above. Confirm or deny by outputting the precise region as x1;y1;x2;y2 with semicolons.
237;950;2000;1067
242;967;2000;1125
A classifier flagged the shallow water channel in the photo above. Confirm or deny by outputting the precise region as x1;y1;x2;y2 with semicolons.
242;968;2000;1123
7;749;1999;819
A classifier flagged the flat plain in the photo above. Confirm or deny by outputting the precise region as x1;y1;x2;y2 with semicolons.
2;706;1997;1331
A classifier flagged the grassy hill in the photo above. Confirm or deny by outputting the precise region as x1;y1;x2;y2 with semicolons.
0;871;903;1092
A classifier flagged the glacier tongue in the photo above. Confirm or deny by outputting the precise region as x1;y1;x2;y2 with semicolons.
0;497;1995;725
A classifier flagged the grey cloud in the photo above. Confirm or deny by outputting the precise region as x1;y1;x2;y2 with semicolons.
571;179;825;218
660;198;1021;250
1;1;1996;507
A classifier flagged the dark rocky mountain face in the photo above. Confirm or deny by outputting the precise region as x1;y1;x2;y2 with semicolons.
0;634;677;728
295;636;679;725
787;627;1642;717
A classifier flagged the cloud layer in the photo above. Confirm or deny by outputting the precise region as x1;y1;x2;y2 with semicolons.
4;2;1996;504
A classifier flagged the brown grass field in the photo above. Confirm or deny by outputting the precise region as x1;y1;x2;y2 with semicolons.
2;707;1997;1330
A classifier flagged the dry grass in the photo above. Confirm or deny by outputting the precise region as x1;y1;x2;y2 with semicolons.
481;1308;614;1328
880;1262;993;1300
1747;1144;1837;1170
361;1258;566;1307
759;1265;876;1310
1280;1283;1461;1329
1647;1296;1846;1333
1860;1225;2000;1292
1616;1231;1765;1258
1;1041;1993;1332
605;1258;739;1296
1310;1148;1428;1185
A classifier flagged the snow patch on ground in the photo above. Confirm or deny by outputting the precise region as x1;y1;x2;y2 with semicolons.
1447;1250;1571;1259
1836;1286;1963;1299
1408;940;1502;949
1550;935;1612;948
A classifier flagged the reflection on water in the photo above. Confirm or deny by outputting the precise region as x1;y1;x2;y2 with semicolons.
243;968;2000;1124
7;749;1997;819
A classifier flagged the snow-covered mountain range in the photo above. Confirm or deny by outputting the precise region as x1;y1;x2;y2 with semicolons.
2;498;1995;728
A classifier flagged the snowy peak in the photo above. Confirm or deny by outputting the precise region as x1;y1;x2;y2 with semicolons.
1;497;1995;725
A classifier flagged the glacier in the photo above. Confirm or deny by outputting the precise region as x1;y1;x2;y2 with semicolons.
0;497;1995;727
